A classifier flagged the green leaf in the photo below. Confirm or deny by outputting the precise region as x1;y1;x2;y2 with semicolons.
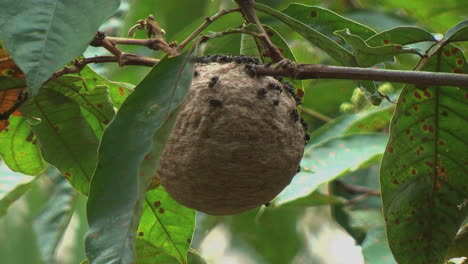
49;76;115;126
85;54;193;264
335;28;421;67
47;74;115;138
0;162;38;216
443;19;468;43
79;66;133;109
281;4;376;45
0;0;120;94
33;168;79;263
21;83;99;194
228;207;304;264
277;191;344;207
365;26;436;47
344;105;394;134
136;187;195;264
380;44;468;264
274;134;387;205
361;225;397;264
0;115;47;175
255;3;355;65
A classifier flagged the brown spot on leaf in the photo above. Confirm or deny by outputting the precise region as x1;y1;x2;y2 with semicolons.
118;87;125;95
457;59;463;65
311;11;317;17
154;201;161;207
138;232;144;236
383;40;390;44
413;91;422;99
388;146;394;153
158;208;165;214
411;169;416;175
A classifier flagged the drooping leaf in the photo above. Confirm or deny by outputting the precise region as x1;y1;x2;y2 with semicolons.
136;187;195;264
443;19;468;43
335;29;422;67
0;0;120;94
380;44;468;264
255;3;355;65
33;168;79;263
274;133;387;205
21;83;99;194
0;115;47;175
85;54;193;264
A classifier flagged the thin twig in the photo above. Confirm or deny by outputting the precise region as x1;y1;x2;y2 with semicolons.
301;107;332;122
254;62;468;87
234;0;284;62
336;180;381;196
50;54;159;81
177;8;241;52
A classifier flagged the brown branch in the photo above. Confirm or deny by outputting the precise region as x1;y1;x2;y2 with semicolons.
49;54;159;81
177;8;241;52
254;62;468;87
336;180;380;197
234;0;284;62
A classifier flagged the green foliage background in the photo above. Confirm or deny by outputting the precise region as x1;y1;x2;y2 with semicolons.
0;0;467;264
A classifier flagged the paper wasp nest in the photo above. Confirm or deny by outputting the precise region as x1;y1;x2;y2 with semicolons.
157;55;308;215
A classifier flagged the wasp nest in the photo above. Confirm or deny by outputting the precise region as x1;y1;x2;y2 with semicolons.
157;55;308;215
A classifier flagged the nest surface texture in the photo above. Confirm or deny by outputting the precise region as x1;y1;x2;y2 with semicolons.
157;60;306;215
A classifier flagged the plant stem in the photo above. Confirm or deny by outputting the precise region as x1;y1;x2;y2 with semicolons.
254;62;468;87
234;0;284;62
177;8;241;52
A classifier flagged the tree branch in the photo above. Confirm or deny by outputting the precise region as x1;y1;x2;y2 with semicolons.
234;0;284;62
254;62;468;87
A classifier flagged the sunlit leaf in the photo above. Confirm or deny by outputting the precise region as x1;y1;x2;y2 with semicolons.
0;115;47;175
21;84;99;194
0;0;120;94
380;44;468;264
136;187;195;264
344;105;394;134
85;54;193;264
